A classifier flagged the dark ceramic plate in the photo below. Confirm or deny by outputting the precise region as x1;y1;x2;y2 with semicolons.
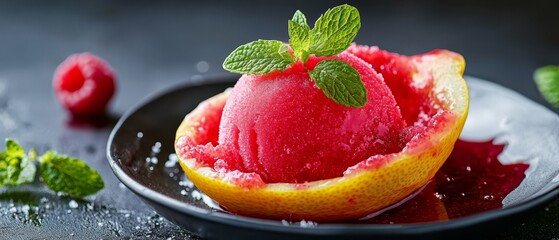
107;76;559;240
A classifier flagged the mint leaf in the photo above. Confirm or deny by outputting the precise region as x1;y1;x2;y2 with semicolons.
16;156;36;185
223;40;295;74
0;139;36;186
289;10;312;62
309;59;367;107
6;139;24;156
535;66;559;107
289;20;311;62
39;151;104;197
292;10;309;29
309;5;360;57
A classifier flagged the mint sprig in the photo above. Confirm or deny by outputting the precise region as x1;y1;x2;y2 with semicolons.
291;10;309;28
0;139;104;197
223;4;367;108
534;65;559;107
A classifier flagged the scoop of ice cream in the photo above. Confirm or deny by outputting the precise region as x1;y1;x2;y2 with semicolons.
217;52;407;183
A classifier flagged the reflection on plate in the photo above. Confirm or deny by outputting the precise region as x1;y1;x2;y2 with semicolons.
107;76;559;240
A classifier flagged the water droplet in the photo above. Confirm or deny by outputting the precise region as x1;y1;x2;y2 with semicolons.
434;192;445;200
137;132;144;138
191;190;202;200
484;194;495;200
165;153;179;167
196;61;210;73
179;180;194;188
299;220;317;228
151;142;161;154
8;207;17;213
69;200;79;209
21;205;30;213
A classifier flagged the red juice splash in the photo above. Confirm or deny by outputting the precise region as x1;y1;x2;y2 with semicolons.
364;139;529;224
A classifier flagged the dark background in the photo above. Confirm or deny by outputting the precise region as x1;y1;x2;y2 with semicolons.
0;0;558;239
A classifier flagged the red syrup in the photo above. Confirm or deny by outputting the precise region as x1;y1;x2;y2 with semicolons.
362;139;529;224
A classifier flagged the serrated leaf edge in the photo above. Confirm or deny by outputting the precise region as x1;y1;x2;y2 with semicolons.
308;59;367;108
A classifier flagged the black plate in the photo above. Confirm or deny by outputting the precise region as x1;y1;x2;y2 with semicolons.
107;76;559;240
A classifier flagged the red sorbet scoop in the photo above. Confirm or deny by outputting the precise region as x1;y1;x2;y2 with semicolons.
217;52;407;183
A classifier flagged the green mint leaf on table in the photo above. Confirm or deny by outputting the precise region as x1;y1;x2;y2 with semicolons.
0;139;104;197
309;4;360;57
223;40;295;74
534;65;559;107
223;4;367;108
309;60;367;107
39;150;104;197
17;156;37;184
0;139;37;186
6;138;25;155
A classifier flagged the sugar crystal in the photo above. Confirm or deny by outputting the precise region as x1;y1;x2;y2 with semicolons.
191;190;202;200
69;200;78;209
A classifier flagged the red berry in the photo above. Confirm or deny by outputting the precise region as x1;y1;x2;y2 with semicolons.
53;53;116;117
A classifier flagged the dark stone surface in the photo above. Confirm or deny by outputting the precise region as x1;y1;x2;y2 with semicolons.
0;0;557;239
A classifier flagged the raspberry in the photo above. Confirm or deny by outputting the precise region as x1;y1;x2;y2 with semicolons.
53;53;116;117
